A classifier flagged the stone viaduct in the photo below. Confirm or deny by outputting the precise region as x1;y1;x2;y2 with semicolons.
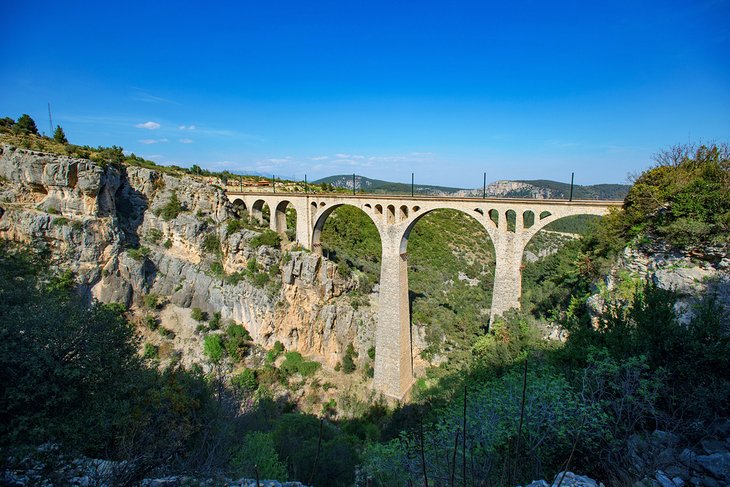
226;191;623;399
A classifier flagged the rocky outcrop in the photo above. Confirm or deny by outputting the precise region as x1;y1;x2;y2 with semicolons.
522;471;605;487
627;425;730;487
1;444;310;487
588;242;730;324
0;145;376;368
455;180;557;199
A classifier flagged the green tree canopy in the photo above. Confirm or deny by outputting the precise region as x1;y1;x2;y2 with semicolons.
53;125;68;144
15;114;39;135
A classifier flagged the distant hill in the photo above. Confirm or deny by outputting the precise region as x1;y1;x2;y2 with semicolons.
314;175;629;200
314;174;464;196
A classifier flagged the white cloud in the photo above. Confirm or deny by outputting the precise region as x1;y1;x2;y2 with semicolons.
178;125;196;130
138;138;168;145
179;138;193;144
310;156;329;161
135;121;160;130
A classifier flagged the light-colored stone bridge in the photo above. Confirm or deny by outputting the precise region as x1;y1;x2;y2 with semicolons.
226;191;623;399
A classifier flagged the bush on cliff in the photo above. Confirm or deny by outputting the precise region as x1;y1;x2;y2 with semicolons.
0;243;215;474
618;143;730;249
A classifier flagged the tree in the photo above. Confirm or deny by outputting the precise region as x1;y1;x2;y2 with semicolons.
53;125;68;144
15;114;39;135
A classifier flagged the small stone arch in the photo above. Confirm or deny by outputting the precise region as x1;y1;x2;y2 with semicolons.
387;205;396;224
523;210;535;229
374;204;383;217
505;210;517;232
399;205;409;221
539;211;552;220
412;206;420;213
488;209;499;227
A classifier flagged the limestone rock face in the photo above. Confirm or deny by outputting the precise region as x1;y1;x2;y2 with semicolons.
589;243;730;324
0;144;375;365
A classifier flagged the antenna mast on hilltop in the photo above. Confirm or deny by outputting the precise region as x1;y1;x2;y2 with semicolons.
47;103;53;135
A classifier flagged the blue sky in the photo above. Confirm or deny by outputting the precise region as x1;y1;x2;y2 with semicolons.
1;1;728;187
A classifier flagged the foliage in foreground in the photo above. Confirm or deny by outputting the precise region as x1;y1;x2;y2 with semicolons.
0;243;216;479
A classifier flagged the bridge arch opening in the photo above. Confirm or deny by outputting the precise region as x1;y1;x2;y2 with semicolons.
273;200;297;241
315;204;382;289
520;214;602;317
387;205;396;224
231;198;248;220
523;210;535;229
400;208;496;366
250;199;270;227
488;209;499;227
505;209;517;232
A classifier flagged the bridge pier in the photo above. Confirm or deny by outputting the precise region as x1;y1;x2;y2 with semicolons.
373;227;413;399
489;231;528;322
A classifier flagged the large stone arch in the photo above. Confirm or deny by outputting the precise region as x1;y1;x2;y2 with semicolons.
397;207;497;370
398;206;496;254
522;206;607;243
311;203;383;251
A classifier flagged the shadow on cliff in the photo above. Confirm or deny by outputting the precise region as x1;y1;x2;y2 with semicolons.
114;168;148;247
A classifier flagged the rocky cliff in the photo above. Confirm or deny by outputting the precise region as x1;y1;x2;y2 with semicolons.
0;144;375;369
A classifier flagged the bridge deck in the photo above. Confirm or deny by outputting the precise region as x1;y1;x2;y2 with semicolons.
226;191;624;207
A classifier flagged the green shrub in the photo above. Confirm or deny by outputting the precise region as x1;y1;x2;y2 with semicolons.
342;343;358;374
202;233;221;255
158;327;175;339
127;246;151;261
230;431;286;480
158;193;182;221
231;368;258;393
252;272;269;288
144;314;158;330
367;346;376;360
144;293;160;310
203;334;223;363
209;312;221;331
226;218;244;236
163;239;172;249
209;260;225;278
143;343;159;360
266;341;285;363
191;307;206;322
250;229;281;249
145;228;163;244
225;323;251;361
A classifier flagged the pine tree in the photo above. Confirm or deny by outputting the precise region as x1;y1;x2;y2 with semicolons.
53;125;68;144
15;114;39;135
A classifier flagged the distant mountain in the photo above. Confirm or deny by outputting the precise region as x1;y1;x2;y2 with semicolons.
314;175;629;200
